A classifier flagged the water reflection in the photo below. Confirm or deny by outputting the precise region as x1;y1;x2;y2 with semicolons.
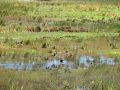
79;56;94;67
0;59;74;70
42;59;74;69
99;56;115;65
0;62;33;70
77;86;86;90
79;55;116;67
0;55;117;70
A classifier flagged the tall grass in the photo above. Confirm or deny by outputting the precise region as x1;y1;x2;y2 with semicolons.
0;63;120;90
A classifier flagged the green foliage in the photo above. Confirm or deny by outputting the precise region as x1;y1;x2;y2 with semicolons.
0;18;5;26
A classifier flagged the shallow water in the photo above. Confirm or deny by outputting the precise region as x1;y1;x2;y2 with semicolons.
0;55;117;70
77;86;86;90
0;62;33;70
79;55;116;67
42;59;74;69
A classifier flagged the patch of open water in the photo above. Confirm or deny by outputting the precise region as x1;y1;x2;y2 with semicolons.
0;55;118;70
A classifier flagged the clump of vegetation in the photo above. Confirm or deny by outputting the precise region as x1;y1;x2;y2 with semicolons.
42;43;49;48
26;26;42;32
0;19;5;26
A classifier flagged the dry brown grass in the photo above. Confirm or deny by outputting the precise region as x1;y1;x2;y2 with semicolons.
0;44;10;50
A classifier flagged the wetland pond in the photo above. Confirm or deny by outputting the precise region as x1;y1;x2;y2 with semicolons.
0;55;118;70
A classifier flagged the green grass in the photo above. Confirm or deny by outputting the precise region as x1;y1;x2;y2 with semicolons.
0;0;120;33
0;32;119;62
0;0;120;19
105;50;120;57
0;0;120;90
0;32;119;40
0;64;120;90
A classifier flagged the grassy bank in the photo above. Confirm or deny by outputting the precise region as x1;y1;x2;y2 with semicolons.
0;64;120;90
0;32;120;62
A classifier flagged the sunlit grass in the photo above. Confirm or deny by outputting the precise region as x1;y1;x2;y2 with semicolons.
0;32;119;40
0;0;120;20
106;50;120;57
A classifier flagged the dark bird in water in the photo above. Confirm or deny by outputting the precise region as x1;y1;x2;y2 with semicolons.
60;59;64;63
